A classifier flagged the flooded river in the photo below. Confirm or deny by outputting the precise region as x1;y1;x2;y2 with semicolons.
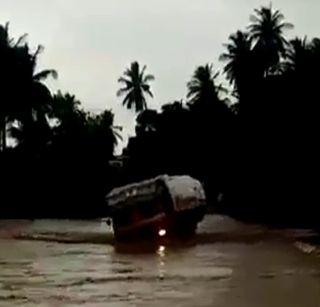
0;215;319;306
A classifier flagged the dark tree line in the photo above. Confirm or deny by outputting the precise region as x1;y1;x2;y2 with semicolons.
118;5;320;227
0;24;120;217
1;5;319;227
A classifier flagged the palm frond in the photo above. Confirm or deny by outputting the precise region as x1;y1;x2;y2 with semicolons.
146;89;154;98
116;88;127;97
118;77;132;86
33;45;44;59
143;74;155;83
123;92;132;107
14;33;28;47
140;65;147;79
34;69;58;81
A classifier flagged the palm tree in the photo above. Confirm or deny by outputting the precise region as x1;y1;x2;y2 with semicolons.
220;31;253;99
94;110;123;150
0;23;57;152
0;23;28;151
135;109;159;136
187;64;226;105
117;61;154;113
310;38;320;68
311;38;320;53
83;110;122;161
284;37;310;75
51;92;83;127
50;91;88;153
248;5;293;75
51;92;122;157
9;44;57;153
17;44;57;109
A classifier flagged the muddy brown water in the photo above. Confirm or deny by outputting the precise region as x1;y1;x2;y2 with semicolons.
0;215;319;306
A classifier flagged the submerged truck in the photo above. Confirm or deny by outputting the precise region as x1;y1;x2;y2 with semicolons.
106;175;207;241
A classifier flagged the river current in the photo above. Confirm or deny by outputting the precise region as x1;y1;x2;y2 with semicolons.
0;215;319;306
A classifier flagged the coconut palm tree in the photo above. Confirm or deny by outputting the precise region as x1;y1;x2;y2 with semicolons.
311;38;320;53
9;44;57;153
117;61;154;113
50;91;84;133
310;38;320;69
0;23;28;151
220;31;253;99
0;23;57;152
248;5;293;75
283;37;310;75
51;91;81;117
50;92;122;157
135;109;159;136
92;110;123;149
187;64;226;105
17;44;57;110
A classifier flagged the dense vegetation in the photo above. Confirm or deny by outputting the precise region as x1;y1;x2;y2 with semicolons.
1;5;319;227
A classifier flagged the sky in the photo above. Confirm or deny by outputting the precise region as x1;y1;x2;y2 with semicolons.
0;0;319;152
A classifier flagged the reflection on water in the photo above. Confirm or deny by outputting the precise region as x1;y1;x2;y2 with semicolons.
157;245;166;280
158;245;166;254
0;215;320;306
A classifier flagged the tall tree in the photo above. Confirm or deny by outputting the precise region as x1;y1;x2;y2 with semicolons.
0;23;57;152
220;31;253;102
117;61;154;113
248;4;293;75
9;44;57;153
87;110;122;158
135;109;159;136
0;23;28;151
50;91;85;139
187;64;225;106
50;91;122;158
284;37;310;75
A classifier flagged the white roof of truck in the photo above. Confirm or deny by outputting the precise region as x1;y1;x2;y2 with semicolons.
107;175;206;211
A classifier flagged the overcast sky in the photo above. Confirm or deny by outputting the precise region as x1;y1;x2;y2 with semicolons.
0;0;319;151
